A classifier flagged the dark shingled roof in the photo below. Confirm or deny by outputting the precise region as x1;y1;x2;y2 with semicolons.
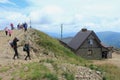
60;37;73;44
68;29;101;50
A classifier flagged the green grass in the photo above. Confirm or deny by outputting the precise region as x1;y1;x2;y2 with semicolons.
23;63;45;79
63;72;75;80
43;73;58;80
27;29;120;80
33;29;88;65
0;66;10;72
87;63;120;80
11;29;120;80
12;62;59;80
97;64;120;80
0;28;120;80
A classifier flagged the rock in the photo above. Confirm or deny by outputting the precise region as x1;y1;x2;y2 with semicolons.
24;66;29;72
96;71;102;75
62;66;67;71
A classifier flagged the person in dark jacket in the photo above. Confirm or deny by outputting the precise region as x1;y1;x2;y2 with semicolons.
10;23;14;30
24;42;31;60
12;37;19;59
23;22;28;32
4;27;8;35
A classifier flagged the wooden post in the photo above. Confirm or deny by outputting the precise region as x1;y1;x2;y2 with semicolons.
30;19;32;28
61;24;63;40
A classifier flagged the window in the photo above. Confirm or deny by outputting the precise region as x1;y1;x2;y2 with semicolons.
88;50;92;55
89;39;93;45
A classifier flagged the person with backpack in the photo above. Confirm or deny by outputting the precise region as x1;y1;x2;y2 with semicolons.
12;37;19;60
23;42;31;60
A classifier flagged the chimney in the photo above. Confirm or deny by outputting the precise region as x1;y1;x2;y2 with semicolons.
81;28;87;32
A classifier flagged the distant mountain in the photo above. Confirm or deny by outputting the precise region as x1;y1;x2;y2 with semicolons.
45;32;76;38
96;31;120;48
45;31;120;48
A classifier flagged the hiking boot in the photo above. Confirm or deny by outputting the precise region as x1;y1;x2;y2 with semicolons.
17;56;19;59
29;57;31;60
13;57;15;60
25;58;27;60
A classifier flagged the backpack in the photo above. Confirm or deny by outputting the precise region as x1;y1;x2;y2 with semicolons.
23;44;27;51
9;41;14;48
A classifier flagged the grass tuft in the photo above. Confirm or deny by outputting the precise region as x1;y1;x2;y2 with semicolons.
63;72;75;80
0;66;10;72
43;73;58;80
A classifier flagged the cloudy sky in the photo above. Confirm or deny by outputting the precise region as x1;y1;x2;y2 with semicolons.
0;0;120;35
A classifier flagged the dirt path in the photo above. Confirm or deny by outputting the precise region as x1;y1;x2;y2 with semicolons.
0;29;39;65
92;52;120;67
0;29;40;80
0;30;23;65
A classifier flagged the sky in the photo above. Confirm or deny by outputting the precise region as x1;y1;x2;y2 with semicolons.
0;0;120;35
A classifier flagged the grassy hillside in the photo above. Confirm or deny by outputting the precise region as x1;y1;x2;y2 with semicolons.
33;29;87;64
0;29;120;80
0;29;99;80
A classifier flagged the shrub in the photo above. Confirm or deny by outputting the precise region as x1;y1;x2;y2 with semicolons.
43;73;58;80
63;72;75;80
89;64;97;70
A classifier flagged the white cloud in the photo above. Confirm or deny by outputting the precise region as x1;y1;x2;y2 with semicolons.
0;0;10;3
0;10;29;30
0;0;16;5
41;5;63;15
26;0;120;30
1;0;120;33
6;12;29;23
29;5;64;25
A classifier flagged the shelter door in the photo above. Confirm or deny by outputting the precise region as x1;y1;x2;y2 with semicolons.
102;51;107;59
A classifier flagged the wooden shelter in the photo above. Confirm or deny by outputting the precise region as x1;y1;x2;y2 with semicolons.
67;28;112;59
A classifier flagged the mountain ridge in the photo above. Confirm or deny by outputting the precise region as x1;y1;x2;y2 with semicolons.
96;31;120;48
45;31;120;48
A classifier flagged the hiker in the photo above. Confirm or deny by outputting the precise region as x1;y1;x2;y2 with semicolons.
4;27;8;35
8;29;12;37
12;37;19;60
10;23;14;30
17;23;20;30
23;22;28;32
23;42;31;60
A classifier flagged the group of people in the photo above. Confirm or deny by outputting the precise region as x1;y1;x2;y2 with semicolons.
4;22;28;37
4;27;12;36
17;22;28;32
4;22;31;60
11;37;31;60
